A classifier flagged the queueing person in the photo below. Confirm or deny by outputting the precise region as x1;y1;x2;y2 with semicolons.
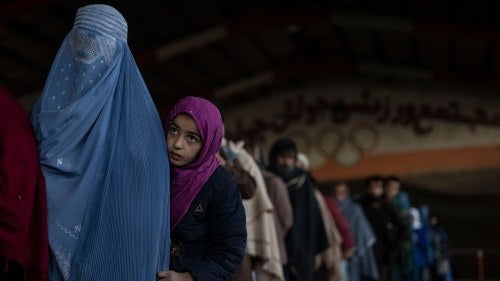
221;138;284;281
1;87;48;281
268;137;329;281
330;181;379;281
157;96;247;281
429;216;453;281
247;142;294;280
297;153;352;281
409;208;430;281
218;141;256;281
219;108;284;281
384;176;413;281
359;176;406;281
30;5;170;280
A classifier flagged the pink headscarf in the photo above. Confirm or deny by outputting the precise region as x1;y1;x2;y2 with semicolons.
166;96;223;230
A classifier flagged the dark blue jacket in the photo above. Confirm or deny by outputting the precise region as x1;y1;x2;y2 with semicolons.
170;165;247;280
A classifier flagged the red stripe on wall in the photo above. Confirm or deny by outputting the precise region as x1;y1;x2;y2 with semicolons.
311;144;500;182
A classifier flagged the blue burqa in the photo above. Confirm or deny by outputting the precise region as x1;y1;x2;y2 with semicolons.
30;4;170;280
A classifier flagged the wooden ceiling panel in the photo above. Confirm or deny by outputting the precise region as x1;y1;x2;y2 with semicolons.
174;0;226;27
307;26;344;58
222;37;269;70
381;30;415;64
255;29;297;61
161;58;213;91
345;29;380;63
1;0;499;103
456;40;490;69
191;47;240;82
415;34;452;71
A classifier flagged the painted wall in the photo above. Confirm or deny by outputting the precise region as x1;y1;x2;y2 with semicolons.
224;81;500;181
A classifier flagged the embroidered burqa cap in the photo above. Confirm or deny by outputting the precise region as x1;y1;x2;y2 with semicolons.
30;4;170;280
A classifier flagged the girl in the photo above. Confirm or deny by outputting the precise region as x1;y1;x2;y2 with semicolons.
157;96;247;281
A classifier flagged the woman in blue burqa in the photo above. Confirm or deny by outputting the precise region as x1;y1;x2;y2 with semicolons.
30;4;170;280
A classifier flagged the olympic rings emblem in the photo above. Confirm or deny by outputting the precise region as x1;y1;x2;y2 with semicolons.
287;130;313;155
287;123;379;168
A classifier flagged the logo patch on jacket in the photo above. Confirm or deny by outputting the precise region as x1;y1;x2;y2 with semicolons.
193;202;205;217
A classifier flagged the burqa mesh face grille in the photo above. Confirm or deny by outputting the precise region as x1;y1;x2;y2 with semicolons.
72;30;116;65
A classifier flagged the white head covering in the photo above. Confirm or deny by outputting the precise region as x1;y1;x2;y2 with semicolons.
410;207;423;229
297;152;310;171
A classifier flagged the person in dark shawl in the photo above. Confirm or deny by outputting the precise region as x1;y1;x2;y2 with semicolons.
30;5;170;280
359;176;406;281
330;181;379;281
0;87;48;281
384;176;413;281
157;96;246;281
268;137;329;281
429;216;453;281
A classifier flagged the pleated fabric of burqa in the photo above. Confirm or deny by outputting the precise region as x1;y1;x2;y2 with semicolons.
30;4;170;280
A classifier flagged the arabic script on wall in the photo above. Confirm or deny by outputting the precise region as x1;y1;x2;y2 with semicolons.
232;89;500;143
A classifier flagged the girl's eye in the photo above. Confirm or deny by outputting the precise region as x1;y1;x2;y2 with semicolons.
169;126;178;134
187;135;199;143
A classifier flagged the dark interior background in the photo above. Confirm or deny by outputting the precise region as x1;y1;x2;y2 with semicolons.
2;0;500;278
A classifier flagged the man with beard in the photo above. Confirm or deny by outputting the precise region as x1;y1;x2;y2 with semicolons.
268;137;329;281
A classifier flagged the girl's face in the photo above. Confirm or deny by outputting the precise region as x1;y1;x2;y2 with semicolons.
167;114;202;167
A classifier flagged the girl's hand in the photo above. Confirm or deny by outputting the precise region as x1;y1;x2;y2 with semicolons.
156;270;195;281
